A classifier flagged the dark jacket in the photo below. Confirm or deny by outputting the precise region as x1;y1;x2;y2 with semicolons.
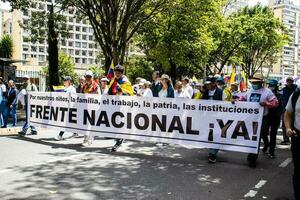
269;91;283;117
151;81;162;97
202;87;223;100
7;87;17;107
282;84;297;107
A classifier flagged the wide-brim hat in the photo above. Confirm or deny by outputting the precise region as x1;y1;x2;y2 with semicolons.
250;74;264;83
161;74;170;81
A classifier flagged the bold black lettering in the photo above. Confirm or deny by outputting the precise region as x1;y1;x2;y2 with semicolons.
30;105;35;118
43;106;50;120
111;112;125;128
217;119;234;138
186;117;199;135
69;108;77;123
83;110;95;125
127;113;132;129
152;115;166;132
60;107;68;122
168;116;184;133
50;107;59;121
134;113;149;130
96;111;110;127
36;105;43;119
231;121;250;140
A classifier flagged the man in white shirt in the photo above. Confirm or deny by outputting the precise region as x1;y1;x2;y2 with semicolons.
0;77;7;128
174;81;190;98
55;76;77;140
284;88;300;200
182;77;193;99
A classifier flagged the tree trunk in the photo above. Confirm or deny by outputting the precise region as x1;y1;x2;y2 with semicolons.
168;58;177;85
48;4;59;91
104;56;112;72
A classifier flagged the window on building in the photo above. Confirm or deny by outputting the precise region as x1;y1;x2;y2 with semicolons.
75;42;81;48
89;35;93;41
75;26;80;32
75;58;80;63
82;35;87;40
82;51;87;56
75;34;80;39
69;41;73;47
82;27;87;32
82;58;86;64
75;50;80;55
39;47;45;53
82;42;87;48
89;51;93;57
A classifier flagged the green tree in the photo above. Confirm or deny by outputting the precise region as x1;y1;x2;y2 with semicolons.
64;0;168;71
4;0;70;89
0;34;13;58
43;52;78;84
137;0;225;81
125;56;153;82
88;66;105;78
235;5;289;78
208;5;288;77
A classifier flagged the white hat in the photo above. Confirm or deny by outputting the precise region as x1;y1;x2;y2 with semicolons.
101;77;109;82
23;75;30;79
139;79;147;85
85;70;93;77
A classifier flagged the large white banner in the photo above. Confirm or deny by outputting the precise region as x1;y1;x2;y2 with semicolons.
28;92;264;153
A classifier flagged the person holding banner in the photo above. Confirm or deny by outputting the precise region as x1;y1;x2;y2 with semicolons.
100;77;109;95
81;71;101;147
181;77;193;99
174;81;190;98
55;76;77;141
202;76;226;163
109;65;134;152
284;87;300;200
18;75;38;136
158;74;174;98
240;74;278;168
151;71;162;97
137;80;153;98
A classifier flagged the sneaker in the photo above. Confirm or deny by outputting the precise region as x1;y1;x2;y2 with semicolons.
208;155;217;163
31;130;37;135
55;135;63;141
18;131;26;136
111;145;119;152
81;135;93;147
280;141;290;145
268;153;276;159
262;146;268;154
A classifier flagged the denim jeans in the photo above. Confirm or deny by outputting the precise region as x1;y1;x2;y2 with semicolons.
22;104;36;133
0;101;8;127
3;105;17;127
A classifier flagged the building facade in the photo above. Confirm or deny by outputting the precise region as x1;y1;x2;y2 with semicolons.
223;0;249;15
270;2;300;77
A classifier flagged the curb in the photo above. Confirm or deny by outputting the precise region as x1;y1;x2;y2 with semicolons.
0;127;21;135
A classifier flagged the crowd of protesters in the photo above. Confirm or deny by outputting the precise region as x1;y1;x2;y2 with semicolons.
1;65;299;199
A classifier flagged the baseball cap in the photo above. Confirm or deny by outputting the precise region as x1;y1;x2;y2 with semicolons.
85;70;93;77
63;76;72;81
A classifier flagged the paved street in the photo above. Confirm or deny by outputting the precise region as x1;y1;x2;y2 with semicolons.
0;129;294;200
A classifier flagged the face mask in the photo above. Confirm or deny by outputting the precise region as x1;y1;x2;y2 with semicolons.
252;84;261;90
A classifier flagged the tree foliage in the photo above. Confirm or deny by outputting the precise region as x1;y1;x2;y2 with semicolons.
64;0;168;71
137;0;225;81
0;34;13;58
125;56;153;82
43;52;77;84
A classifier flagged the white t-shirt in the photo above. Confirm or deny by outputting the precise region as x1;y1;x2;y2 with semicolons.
175;90;190;98
286;94;300;130
182;85;193;99
159;89;168;98
17;89;27;106
139;88;153;98
242;87;276;116
64;85;76;94
0;84;7;102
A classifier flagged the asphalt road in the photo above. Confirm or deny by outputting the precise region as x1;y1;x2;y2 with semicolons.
0;129;295;200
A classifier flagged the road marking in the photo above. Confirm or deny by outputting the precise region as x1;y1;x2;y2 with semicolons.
0;152;93;175
244;190;258;198
243;180;267;198
279;158;292;168
254;180;267;189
